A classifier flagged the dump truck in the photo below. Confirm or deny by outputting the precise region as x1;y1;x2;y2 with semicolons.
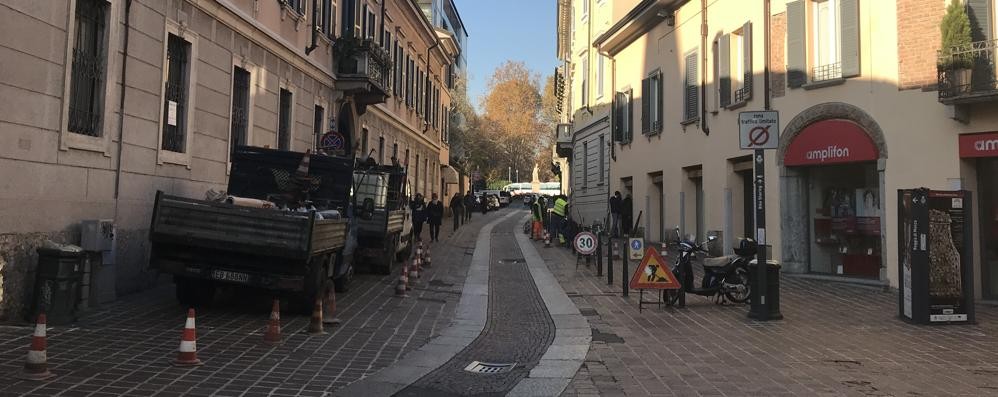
149;147;360;310
352;162;412;274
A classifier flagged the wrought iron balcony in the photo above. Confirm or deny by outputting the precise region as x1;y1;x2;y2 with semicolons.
555;123;572;158
938;39;998;105
333;37;391;111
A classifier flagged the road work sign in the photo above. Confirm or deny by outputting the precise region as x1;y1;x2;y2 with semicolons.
629;247;681;290
739;111;779;150
628;238;644;260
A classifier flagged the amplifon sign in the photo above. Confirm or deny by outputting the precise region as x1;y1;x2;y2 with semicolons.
959;132;998;158
784;119;879;166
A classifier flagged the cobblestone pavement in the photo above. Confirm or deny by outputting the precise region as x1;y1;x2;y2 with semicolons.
536;238;998;397
0;211;505;397
399;213;556;396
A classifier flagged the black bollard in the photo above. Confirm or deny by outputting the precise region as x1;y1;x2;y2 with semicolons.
622;235;629;297
596;233;603;276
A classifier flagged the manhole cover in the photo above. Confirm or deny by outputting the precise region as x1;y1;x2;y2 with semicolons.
464;361;516;374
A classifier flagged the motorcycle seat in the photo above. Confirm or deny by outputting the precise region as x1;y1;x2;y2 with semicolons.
702;256;734;268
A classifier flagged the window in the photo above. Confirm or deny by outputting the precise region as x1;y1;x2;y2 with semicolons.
68;0;108;137
613;90;633;143
316;0;333;36
278;88;293;150
367;7;377;40
379;136;385;164
641;72;663;134
416;154;421;191
341;0;358;37
283;0;305;15
162;34;191;153
596;54;605;99
392;143;399;161
361;128;369;155
581;52;589;107
230;67;250;155
394;40;402;95
718;23;753;108
787;0;858;87
581;0;589;20
313;105;324;152
599;135;605;183
361;4;369;38
582;141;588;189
683;51;699;122
404;148;410;169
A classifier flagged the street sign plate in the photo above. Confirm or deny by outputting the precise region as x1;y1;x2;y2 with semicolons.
739;111;780;150
573;231;598;255
629;247;681;290
628;237;644;260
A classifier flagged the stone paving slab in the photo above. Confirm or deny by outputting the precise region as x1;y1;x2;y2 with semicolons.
0;212;499;396
537;237;998;397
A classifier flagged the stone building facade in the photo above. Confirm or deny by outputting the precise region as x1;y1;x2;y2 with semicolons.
0;0;455;320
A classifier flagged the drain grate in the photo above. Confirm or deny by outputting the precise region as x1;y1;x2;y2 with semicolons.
464;361;517;374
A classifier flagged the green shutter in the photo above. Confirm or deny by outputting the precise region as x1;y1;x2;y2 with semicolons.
719;34;731;107
840;0;860;78
742;21;753;100
786;0;806;88
656;72;663;132
967;0;992;42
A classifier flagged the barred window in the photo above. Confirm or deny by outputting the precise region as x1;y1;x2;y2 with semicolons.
162;34;191;153
68;0;108;137
278;88;293;151
230;67;250;155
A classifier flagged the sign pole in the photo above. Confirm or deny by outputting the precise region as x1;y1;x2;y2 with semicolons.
750;149;769;320
607;239;614;285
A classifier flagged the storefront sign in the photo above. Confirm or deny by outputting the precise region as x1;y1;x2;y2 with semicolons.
958;132;998;158
784;120;878;166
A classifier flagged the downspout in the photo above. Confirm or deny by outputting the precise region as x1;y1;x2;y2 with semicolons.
305;0;319;54
113;0;133;217
584;0;593;115
764;0;771;111
700;0;709;134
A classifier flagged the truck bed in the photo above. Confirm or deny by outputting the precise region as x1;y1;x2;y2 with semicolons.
150;192;347;260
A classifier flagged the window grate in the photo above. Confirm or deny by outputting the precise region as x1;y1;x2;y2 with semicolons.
162;34;189;153
812;62;842;83
68;0;107;137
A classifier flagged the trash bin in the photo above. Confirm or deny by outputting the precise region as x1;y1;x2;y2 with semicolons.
748;259;783;320
29;247;85;325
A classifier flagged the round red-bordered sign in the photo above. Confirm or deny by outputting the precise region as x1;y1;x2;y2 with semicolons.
573;231;598;255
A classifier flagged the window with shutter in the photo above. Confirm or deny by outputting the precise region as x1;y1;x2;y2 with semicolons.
613;92;623;142
625;89;633;142
719;34;731;107
684;51;699;122
641;77;650;134
741;22;753;101
786;0;807;88
581;54;589;107
654;72;663;133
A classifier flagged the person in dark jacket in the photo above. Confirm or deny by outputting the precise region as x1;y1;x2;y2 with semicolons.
464;191;476;221
411;193;426;241
450;192;464;231
427;193;444;242
621;193;633;236
609;191;622;237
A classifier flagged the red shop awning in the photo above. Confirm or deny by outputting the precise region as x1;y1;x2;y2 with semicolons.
959;132;998;158
784;119;879;166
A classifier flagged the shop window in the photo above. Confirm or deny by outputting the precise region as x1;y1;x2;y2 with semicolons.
162;34;191;153
278;88;293;151
68;0;108;137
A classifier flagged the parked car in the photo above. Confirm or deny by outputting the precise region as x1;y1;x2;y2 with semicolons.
486;194;500;211
498;191;512;207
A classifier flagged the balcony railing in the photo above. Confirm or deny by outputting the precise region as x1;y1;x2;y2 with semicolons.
938;39;998;105
333;37;392;110
812;62;842;83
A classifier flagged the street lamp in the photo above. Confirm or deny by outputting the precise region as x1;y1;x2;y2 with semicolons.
515;169;519;183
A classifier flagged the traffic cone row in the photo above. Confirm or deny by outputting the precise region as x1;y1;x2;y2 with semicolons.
409;258;420;284
396;262;410;296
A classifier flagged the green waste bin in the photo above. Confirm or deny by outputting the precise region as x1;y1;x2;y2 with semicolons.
29;247;85;325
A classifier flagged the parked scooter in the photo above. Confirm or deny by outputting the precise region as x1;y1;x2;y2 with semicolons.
666;227;753;305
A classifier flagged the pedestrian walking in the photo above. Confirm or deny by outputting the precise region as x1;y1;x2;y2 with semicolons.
622;193;633;236
411;193;427;242
464;191;476;221
609;191;622;237
427;193;444;242
450;192;464;231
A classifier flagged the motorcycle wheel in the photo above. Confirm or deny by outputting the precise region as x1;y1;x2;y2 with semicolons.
723;267;751;303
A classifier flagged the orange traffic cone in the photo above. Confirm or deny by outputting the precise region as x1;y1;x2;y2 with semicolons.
263;299;282;345
423;247;432;268
308;296;324;335
323;287;342;325
395;263;409;297
409;257;420;283
20;313;54;380
173;309;203;367
544;230;551;248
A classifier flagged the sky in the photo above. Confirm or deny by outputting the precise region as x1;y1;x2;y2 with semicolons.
453;0;559;108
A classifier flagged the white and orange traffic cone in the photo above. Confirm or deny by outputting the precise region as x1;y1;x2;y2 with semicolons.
323;287;342;325
544;230;551;248
423;247;432;268
409;258;420;285
308;296;324;335
20;313;55;380
395;263;409;297
263;299;282;345
173;309;203;367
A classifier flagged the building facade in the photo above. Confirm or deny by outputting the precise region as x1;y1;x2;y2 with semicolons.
597;0;998;299
0;0;454;320
556;0;642;226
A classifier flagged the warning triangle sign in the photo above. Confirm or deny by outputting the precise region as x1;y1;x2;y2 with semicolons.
629;247;682;290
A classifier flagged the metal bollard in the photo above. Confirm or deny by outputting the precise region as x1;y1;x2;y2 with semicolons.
607;239;615;285
622;235;629;297
596;233;603;276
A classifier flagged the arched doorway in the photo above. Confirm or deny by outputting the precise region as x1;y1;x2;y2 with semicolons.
778;103;888;280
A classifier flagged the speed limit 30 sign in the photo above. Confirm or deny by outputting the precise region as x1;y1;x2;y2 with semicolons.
573;231;598;256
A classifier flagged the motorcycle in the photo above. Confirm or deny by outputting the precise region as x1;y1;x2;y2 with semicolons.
665;227;753;305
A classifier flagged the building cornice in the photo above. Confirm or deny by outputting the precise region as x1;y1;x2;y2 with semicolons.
594;0;691;56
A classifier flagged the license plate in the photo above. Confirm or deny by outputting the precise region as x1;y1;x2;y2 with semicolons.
211;269;250;283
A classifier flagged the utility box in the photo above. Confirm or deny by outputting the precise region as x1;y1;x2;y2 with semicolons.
30;247;85;325
81;220;117;306
898;189;975;325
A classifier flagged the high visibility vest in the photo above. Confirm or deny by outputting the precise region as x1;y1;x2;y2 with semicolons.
553;198;567;217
